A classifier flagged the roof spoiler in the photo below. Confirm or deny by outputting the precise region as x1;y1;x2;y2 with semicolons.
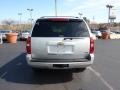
40;16;79;19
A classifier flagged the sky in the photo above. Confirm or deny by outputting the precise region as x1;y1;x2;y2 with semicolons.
0;0;120;24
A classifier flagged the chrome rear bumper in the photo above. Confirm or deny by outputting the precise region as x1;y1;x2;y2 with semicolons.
26;54;94;69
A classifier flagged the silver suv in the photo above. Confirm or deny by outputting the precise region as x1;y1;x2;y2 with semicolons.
26;16;94;71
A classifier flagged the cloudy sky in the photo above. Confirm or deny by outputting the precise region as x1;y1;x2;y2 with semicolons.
0;0;120;23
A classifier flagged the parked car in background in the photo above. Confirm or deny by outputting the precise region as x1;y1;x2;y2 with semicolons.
92;30;102;39
19;30;31;40
91;32;97;40
110;31;120;39
26;16;95;72
113;31;120;34
110;31;116;34
0;30;12;40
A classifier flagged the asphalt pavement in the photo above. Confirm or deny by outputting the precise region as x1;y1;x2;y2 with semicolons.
0;40;120;90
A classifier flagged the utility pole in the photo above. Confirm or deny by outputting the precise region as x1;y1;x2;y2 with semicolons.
106;5;114;30
18;13;22;31
55;0;57;16
93;16;95;21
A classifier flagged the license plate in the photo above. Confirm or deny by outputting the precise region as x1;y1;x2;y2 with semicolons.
53;64;69;68
48;45;73;54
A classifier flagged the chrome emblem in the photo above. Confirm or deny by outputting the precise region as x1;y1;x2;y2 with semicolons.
57;42;64;46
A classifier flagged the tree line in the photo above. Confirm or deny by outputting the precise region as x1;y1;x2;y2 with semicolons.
0;19;120;31
0;19;32;31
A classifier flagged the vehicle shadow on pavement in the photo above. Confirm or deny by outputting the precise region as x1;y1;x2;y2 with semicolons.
0;53;73;85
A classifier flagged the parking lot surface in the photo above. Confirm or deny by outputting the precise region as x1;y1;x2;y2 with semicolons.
0;40;120;90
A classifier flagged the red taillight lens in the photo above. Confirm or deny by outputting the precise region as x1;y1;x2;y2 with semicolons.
90;37;94;54
26;37;31;54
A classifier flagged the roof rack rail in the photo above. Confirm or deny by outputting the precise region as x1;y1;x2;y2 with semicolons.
40;16;79;19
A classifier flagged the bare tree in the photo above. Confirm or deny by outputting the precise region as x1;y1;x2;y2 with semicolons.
1;19;15;30
2;19;15;25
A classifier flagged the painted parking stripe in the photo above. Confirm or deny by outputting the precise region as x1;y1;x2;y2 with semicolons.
88;67;115;90
0;72;7;78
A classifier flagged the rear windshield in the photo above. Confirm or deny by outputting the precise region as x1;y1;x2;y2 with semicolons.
32;20;89;37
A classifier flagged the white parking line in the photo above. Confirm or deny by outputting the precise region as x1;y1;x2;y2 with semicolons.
88;67;115;90
0;34;3;44
0;72;7;78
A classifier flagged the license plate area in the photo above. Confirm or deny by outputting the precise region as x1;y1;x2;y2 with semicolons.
53;64;69;68
48;45;74;54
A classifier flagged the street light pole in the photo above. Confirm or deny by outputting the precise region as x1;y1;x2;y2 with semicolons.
78;13;83;18
55;0;57;16
18;13;22;31
27;9;34;25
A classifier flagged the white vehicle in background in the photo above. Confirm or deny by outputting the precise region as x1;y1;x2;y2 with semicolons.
91;33;97;40
19;30;30;40
26;16;95;72
110;31;120;39
92;30;102;39
0;30;12;40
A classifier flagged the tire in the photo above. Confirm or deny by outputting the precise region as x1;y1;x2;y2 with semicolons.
19;38;22;41
98;36;101;39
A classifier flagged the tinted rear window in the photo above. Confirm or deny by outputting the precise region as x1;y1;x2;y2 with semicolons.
32;20;89;37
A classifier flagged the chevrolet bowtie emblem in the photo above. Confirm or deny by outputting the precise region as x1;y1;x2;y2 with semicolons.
57;42;64;46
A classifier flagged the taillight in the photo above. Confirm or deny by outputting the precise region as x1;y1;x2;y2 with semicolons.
26;37;31;54
90;37;94;54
